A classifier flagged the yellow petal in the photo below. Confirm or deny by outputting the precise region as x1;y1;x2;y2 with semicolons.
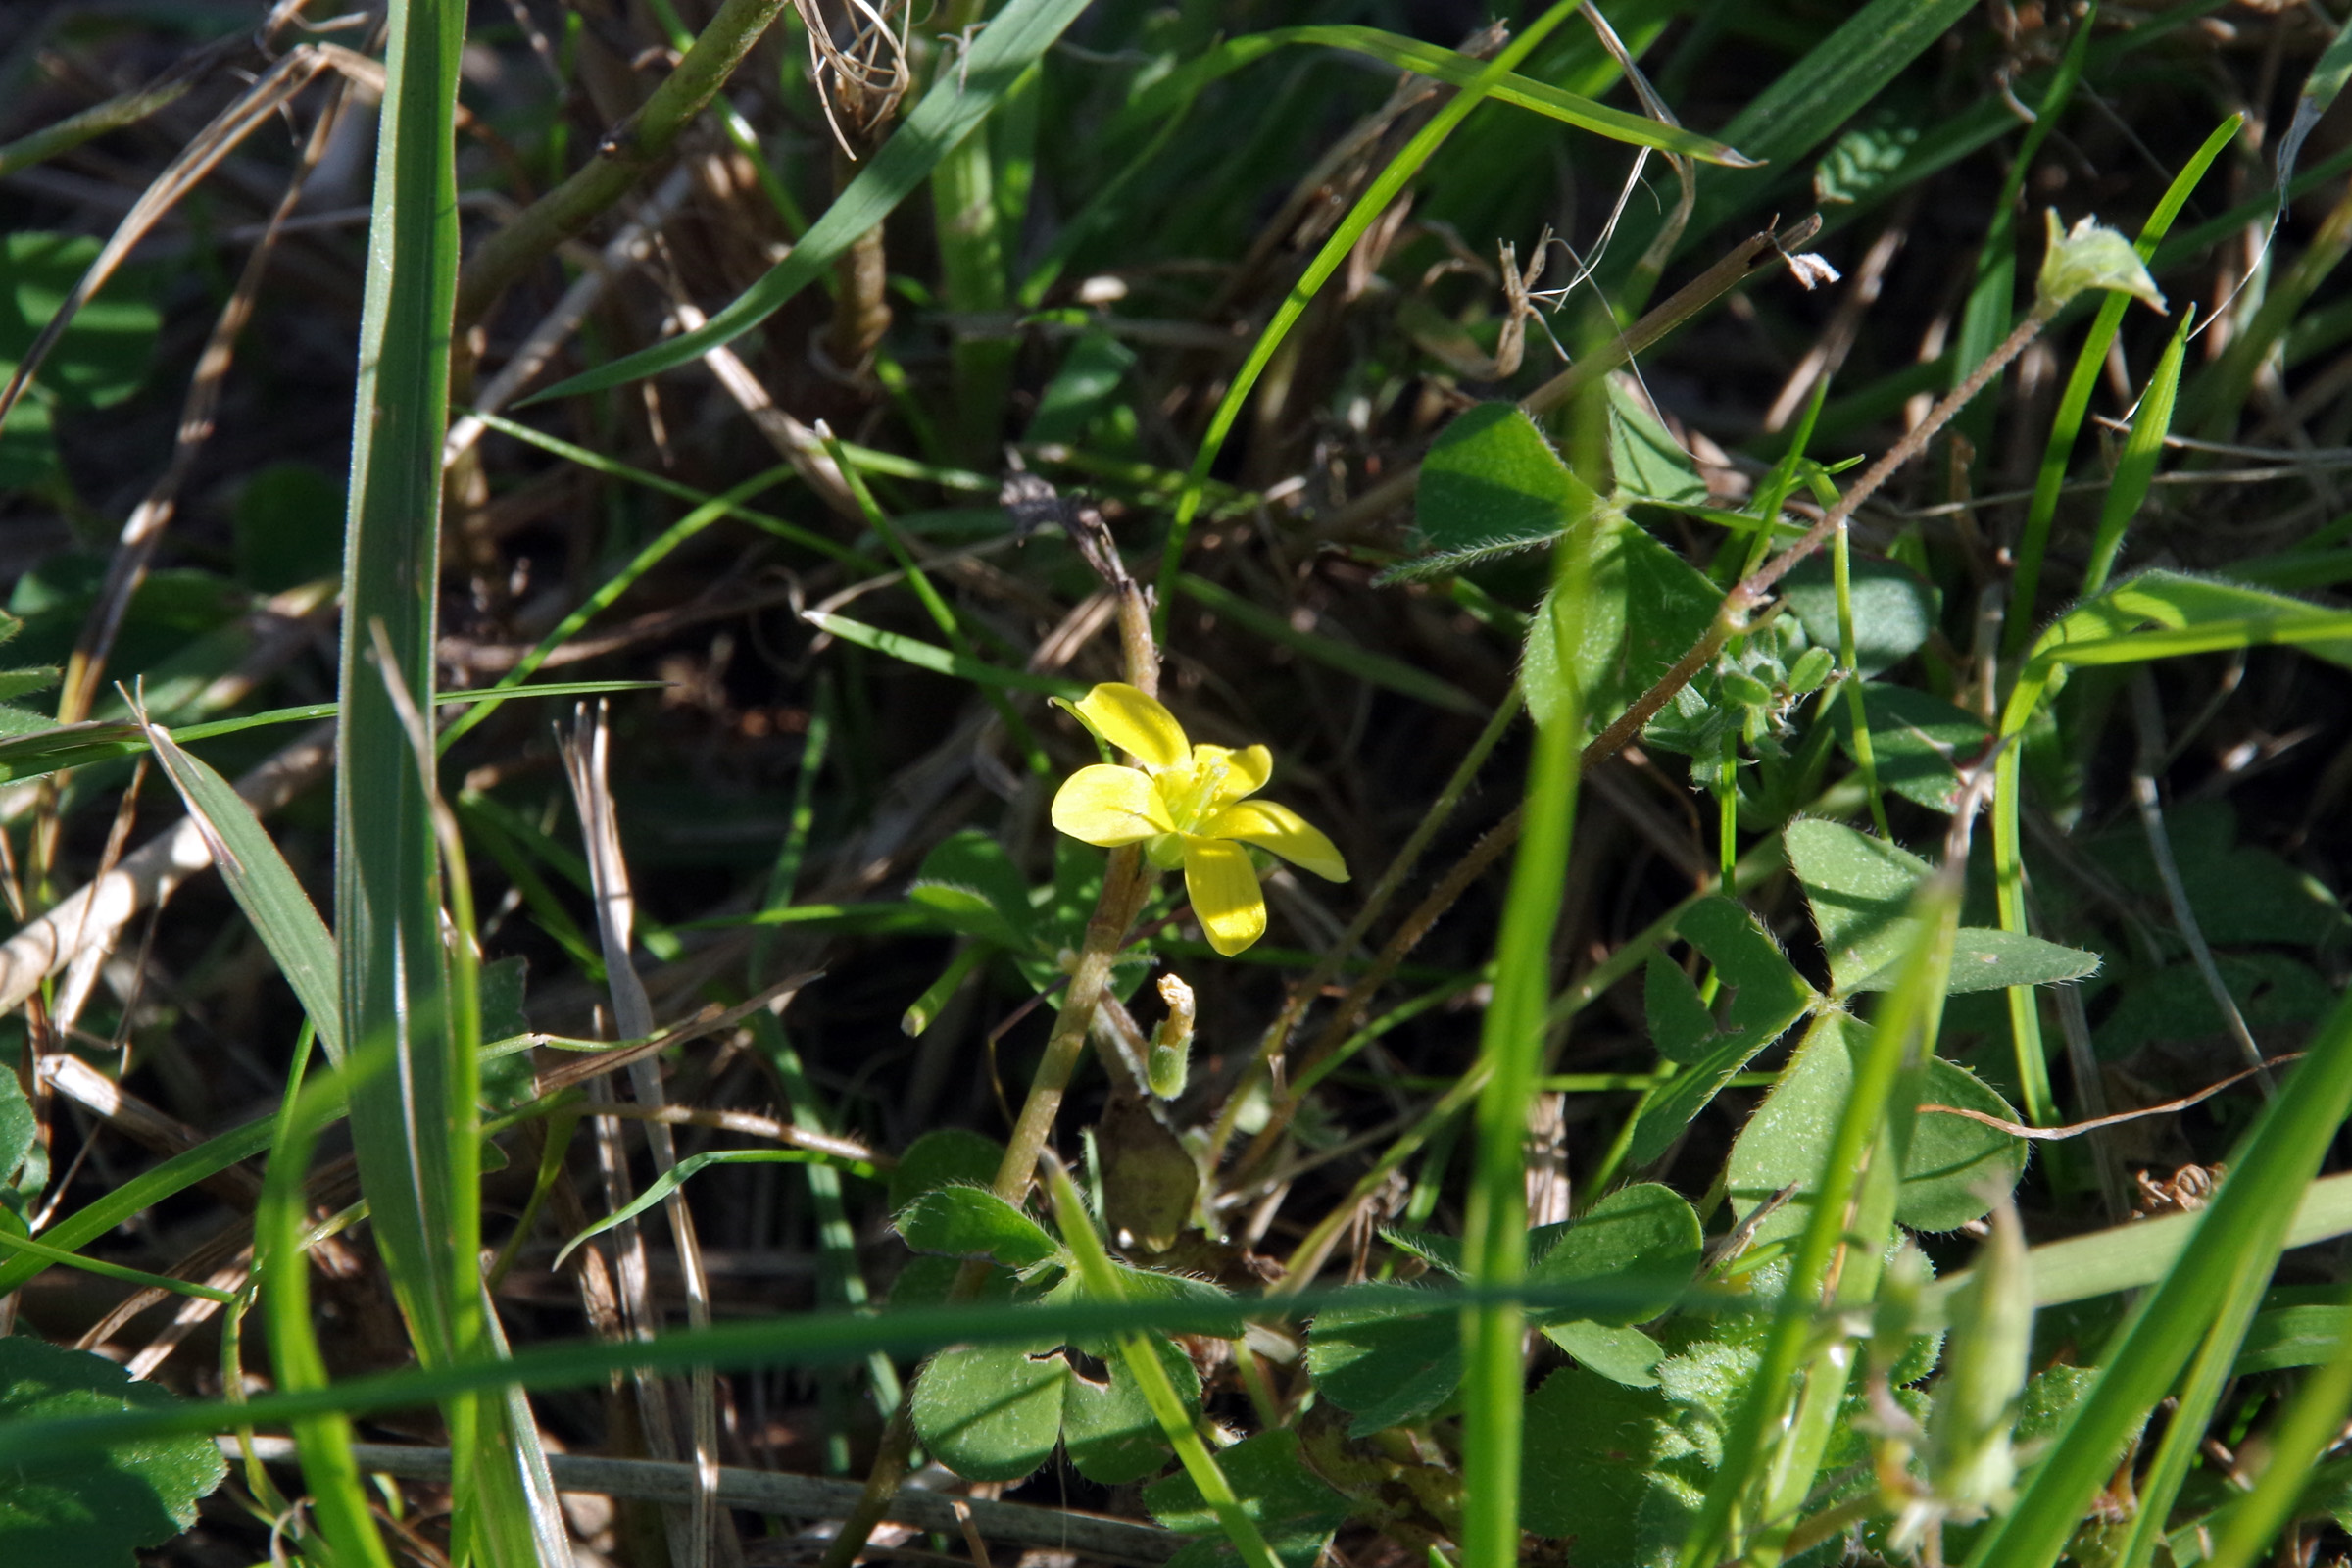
1052;764;1171;846
1193;743;1271;806
1183;837;1266;956
1072;682;1189;770
1205;800;1349;882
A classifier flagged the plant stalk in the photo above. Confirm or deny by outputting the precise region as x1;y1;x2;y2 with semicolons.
452;0;793;332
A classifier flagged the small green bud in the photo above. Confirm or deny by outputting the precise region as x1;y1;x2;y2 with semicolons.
1721;669;1774;708
1787;646;1836;694
2035;211;2166;317
1146;973;1196;1099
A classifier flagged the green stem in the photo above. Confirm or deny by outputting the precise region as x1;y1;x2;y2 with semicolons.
452;0;794;330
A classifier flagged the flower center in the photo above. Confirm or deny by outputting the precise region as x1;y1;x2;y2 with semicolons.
1155;754;1230;836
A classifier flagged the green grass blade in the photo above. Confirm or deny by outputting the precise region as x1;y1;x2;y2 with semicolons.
438;465;796;749
259;1042;398;1568
330;0;496;1558
0;681;661;784
2275;6;2352;205
1173;573;1484;715
0;1279;1691;1464
466;410;874;563
0;1117;274;1297
1459;368;1597;1568
802;610;1085;696
1103;25;1750;164
2081;308;2191;599
0;1229;237;1302
2005;114;2237;662
136;718;343;1062
1945;6;2094;448
2199;1285;2352;1568
1616;0;1976;282
530;0;1096;402
556;1149;877;1268
1047;1160;1284;1568
1962;988;2352;1568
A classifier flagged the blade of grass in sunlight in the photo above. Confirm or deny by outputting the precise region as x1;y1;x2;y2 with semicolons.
259;1035;396;1568
801;610;1087;696
1457;353;1598;1568
0;1279;1694;1463
1962;987;2352;1568
0;680;661;784
328;0;514;1556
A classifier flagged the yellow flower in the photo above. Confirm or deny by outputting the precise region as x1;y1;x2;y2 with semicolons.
1050;682;1348;956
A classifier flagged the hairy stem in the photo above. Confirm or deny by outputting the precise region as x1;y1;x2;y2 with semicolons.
822;570;1158;1568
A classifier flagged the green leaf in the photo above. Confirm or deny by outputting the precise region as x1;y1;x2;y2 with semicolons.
1645;954;1720;1065
535;0;1098;401
1780;554;1937;678
1941;929;2104;995
916;831;1035;945
1610;380;1707;507
1062;1332;1199;1484
1813;113;1924;206
1523;508;1720;733
1303;1284;1463;1434
1630;898;1819;1164
0;667;57;705
1027;331;1138;447
0;232;158;418
0;1066;31;1187
911;1341;1068;1483
1399;403;1592;579
1541;1319;1667;1388
1628;1026;1782;1169
1519;1366;1673;1550
1682;897;1817;1032
895;1186;1062;1270
1531;1183;1701;1328
1379;1226;1464;1277
1830;685;1991;811
0;1336;223;1565
2091;953;2335;1061
1903;1062;2029;1232
1727;1013;2026;1245
907;883;1027;948
2231;1305;2351;1377
889;1128;1006;1213
2080;800;2350;952
1145;1429;1352;1568
1785;819;2098;995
